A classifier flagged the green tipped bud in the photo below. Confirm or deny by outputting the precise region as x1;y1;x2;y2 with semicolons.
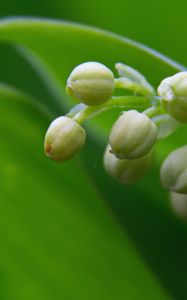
103;145;154;184
44;116;86;162
66;62;115;106
158;72;187;123
109;110;157;159
170;192;187;220
160;145;187;193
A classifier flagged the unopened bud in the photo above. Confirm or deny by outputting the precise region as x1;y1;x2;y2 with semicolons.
160;145;187;193
44;116;86;162
103;145;154;184
66;62;115;105
158;72;187;123
109;110;157;159
170;192;187;220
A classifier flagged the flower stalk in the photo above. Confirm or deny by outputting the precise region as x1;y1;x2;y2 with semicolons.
68;95;160;124
44;61;187;197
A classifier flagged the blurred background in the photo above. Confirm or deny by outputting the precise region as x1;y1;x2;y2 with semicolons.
1;0;187;113
0;1;187;300
1;0;187;64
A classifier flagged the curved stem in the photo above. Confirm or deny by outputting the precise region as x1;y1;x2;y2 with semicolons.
70;95;160;124
115;78;155;97
143;105;165;118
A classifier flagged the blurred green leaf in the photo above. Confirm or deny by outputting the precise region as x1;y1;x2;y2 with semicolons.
0;83;171;300
0;17;185;138
0;17;184;111
0;18;187;300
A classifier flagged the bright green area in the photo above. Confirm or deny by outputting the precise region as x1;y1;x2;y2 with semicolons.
0;83;171;300
0;16;186;300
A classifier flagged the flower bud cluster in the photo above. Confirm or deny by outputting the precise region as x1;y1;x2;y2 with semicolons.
157;71;187;209
44;61;187;196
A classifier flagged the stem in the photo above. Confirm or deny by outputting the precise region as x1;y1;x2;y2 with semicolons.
144;105;165;118
115;78;155;97
153;114;170;126
70;95;160;124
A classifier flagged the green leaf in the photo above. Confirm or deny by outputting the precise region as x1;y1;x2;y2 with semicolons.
0;17;187;300
1;16;185;138
0;84;171;300
0;17;185;112
0;17;185;137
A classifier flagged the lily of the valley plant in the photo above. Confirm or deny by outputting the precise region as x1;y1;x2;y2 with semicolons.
44;61;187;206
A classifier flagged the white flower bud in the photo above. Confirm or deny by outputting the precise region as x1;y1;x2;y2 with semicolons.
170;192;187;220
103;145;154;184
158;71;187;123
66;62;115;106
109;110;157;159
44;116;86;162
160;145;187;193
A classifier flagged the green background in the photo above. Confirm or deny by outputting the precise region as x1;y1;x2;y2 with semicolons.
0;1;187;300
